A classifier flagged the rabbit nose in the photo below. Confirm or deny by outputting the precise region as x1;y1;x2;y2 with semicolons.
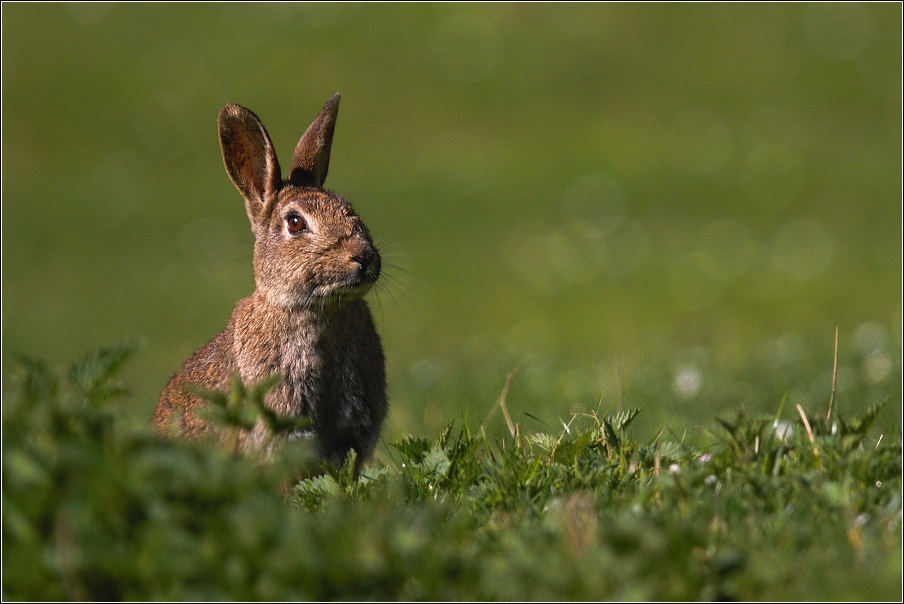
352;248;381;283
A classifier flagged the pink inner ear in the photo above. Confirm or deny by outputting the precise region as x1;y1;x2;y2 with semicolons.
219;106;283;220
244;139;271;196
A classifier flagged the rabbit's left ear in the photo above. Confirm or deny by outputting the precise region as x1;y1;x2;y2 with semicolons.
218;104;282;227
289;93;340;188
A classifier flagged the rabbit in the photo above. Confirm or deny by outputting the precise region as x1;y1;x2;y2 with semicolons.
153;93;387;473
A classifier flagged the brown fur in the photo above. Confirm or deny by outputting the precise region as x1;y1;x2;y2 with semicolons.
154;94;387;470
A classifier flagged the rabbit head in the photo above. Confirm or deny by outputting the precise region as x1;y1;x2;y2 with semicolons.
217;94;380;309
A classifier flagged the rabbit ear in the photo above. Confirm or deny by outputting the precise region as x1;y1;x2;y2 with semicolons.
289;93;340;188
218;104;282;225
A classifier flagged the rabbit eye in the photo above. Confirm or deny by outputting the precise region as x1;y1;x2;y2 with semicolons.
286;213;307;234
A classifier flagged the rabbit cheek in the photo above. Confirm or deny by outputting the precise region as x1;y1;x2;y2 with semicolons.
320;251;353;291
253;239;316;306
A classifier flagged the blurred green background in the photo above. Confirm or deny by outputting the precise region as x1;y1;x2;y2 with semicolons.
3;3;901;445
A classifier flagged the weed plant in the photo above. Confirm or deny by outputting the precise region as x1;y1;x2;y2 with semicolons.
3;344;901;600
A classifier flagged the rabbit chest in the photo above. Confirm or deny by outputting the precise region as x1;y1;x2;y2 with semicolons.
231;293;386;463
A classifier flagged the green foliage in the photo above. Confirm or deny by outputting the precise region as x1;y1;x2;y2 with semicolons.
186;373;312;455
67;341;138;408
289;451;392;512
3;345;901;600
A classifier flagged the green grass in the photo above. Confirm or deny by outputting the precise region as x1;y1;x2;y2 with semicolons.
3;344;900;600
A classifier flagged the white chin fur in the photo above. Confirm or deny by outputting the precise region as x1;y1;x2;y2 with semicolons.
263;283;372;309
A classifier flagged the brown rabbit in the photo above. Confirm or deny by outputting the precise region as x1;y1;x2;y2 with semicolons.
154;94;387;471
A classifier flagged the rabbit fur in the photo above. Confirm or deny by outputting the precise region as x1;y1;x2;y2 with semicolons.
154;94;387;471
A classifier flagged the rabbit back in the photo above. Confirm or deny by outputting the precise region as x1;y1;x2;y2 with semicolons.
153;318;237;439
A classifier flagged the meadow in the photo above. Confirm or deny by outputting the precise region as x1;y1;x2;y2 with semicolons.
2;4;901;599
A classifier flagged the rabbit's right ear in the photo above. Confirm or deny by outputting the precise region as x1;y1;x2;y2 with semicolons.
218;104;282;226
